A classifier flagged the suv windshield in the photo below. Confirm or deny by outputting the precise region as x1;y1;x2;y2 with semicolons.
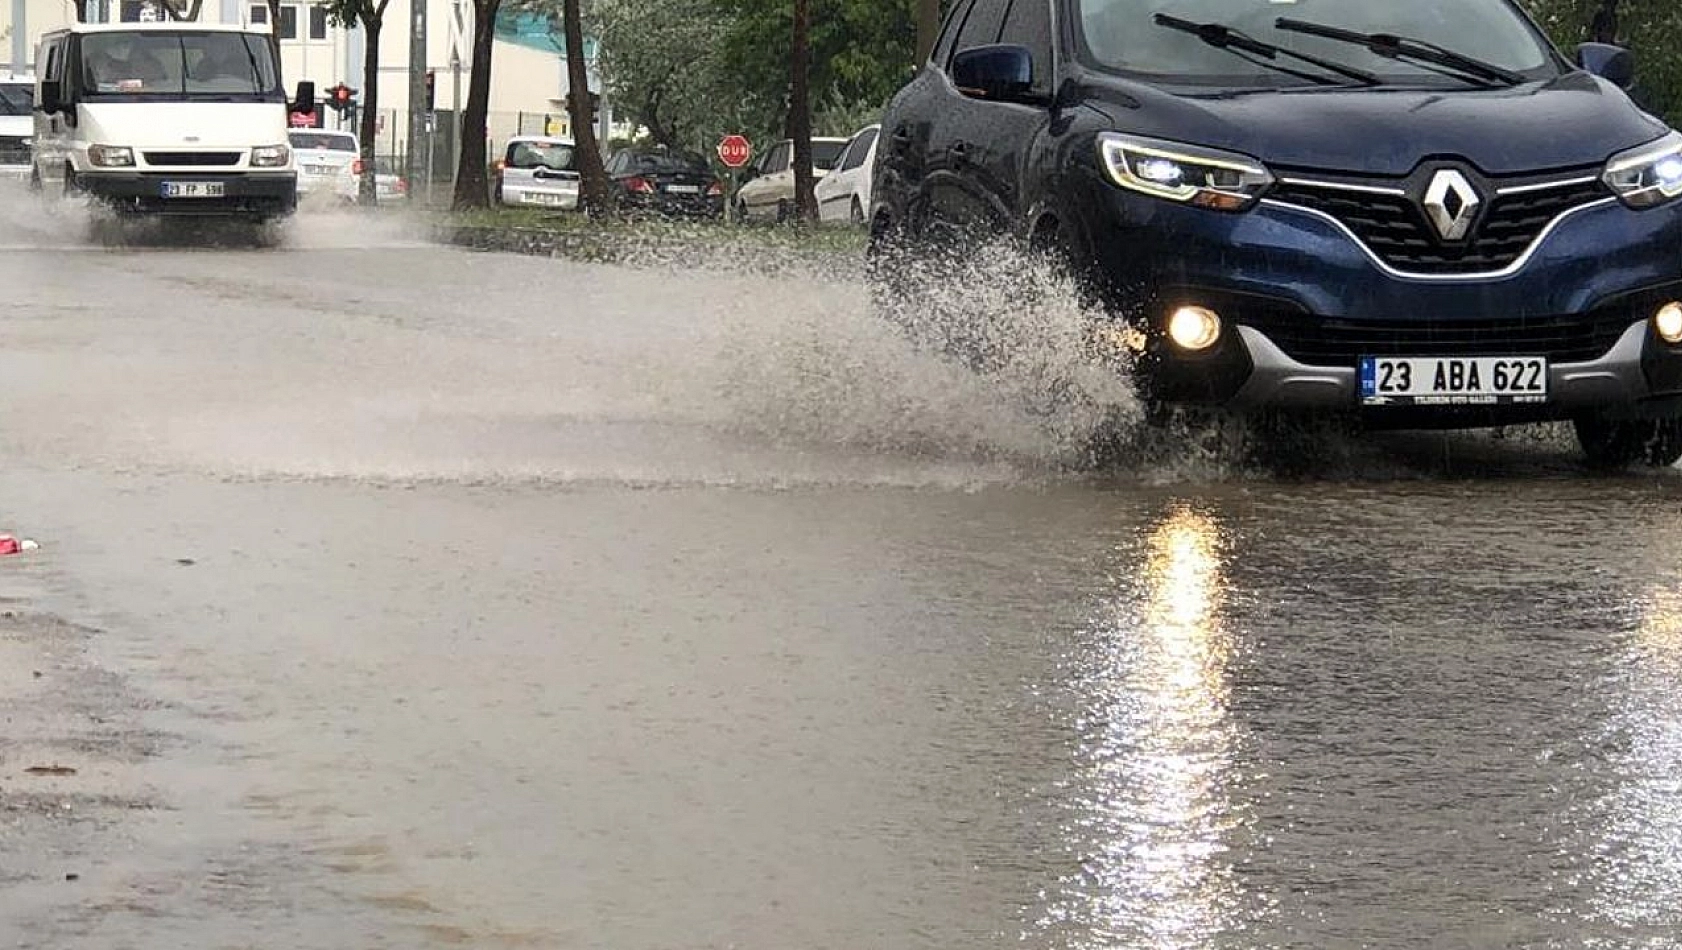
1076;0;1559;87
0;83;32;115
80;31;280;100
289;132;357;151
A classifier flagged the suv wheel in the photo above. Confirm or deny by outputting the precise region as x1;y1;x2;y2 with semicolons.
1573;415;1682;469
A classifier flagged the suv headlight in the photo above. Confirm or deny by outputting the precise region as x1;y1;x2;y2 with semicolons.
1098;133;1273;212
87;145;134;167
1604;132;1682;209
251;144;291;168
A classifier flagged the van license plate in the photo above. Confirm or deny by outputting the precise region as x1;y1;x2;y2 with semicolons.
162;181;226;198
1360;356;1548;406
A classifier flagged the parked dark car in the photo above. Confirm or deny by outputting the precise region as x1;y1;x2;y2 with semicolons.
869;0;1682;467
605;146;725;218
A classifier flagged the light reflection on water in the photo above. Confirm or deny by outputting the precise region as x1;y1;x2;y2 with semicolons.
1042;503;1258;949
1584;584;1682;944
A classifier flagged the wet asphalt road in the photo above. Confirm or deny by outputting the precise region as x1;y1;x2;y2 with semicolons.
2;195;1682;949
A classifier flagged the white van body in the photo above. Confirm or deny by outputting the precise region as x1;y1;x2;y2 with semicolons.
0;74;33;180
31;23;309;219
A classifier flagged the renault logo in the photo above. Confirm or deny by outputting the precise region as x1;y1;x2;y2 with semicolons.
1422;169;1482;242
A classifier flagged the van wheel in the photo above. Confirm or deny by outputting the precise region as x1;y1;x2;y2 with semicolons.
775;199;791;223
1574;414;1682;469
734;199;749;222
27;166;42;193
849;199;864;226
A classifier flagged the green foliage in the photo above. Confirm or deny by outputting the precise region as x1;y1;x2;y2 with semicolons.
1520;0;1682;122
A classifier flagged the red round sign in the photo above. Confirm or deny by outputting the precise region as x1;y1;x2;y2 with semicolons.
717;134;752;169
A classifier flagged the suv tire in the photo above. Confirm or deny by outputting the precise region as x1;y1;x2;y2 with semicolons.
1574;414;1682;469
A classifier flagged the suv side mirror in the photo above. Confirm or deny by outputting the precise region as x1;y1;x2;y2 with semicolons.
38;80;62;114
952;44;1036;103
292;80;317;115
1577;42;1635;89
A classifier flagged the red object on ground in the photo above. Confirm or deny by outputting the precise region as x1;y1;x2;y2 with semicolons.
0;536;20;556
717;134;753;169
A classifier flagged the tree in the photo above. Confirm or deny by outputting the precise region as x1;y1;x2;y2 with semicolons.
1522;0;1682;121
325;0;394;204
157;0;207;20
453;0;506;209
787;0;816;221
915;0;940;66
562;0;612;211
589;0;731;149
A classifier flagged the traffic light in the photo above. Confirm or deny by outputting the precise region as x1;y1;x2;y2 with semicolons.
424;70;435;112
328;83;357;115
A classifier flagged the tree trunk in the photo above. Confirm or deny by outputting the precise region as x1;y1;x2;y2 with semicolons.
266;0;284;65
452;0;501;210
916;0;940;65
788;0;816;222
358;15;382;204
563;0;612;212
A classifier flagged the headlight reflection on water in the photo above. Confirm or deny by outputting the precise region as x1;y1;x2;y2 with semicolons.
1583;586;1682;937
1042;504;1253;950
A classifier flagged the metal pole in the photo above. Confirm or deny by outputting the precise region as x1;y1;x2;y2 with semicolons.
450;0;462;184
11;0;26;75
406;0;427;204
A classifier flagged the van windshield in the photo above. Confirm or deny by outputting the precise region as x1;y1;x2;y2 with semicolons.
1076;0;1560;87
0;84;32;115
79;31;281;100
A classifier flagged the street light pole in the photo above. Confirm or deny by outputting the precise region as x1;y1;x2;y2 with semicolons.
11;0;26;76
406;0;428;204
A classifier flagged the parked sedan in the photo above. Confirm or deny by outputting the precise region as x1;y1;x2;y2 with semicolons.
288;129;360;201
496;136;580;210
735;136;848;222
814;124;879;225
605;146;724;218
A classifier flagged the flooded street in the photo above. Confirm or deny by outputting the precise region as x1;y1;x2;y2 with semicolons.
3;194;1682;949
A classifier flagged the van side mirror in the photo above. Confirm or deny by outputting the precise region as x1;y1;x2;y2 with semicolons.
292;80;316;115
1577;42;1635;89
952;45;1037;104
39;80;62;114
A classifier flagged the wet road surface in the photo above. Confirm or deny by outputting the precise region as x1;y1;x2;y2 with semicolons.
2;194;1682;949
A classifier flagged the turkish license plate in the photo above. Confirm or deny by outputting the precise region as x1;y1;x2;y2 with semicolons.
666;184;701;194
1360;356;1549;406
527;192;565;205
161;181;225;199
305;164;336;175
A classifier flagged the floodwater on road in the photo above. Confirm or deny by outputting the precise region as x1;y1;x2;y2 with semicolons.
2;190;1682;950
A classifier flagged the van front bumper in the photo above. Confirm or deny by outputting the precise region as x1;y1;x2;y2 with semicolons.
77;171;298;216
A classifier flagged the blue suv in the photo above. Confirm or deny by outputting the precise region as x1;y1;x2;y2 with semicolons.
868;0;1682;467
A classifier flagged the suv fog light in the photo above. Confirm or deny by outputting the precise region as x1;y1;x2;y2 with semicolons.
1167;306;1222;351
1656;302;1682;344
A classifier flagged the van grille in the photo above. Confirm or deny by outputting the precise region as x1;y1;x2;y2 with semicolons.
1270;177;1609;276
143;151;242;167
0;135;29;166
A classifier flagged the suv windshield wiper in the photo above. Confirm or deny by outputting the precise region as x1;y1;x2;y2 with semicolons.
1154;14;1380;87
1273;18;1526;88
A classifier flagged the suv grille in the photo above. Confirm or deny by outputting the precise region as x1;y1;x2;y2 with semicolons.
1270;177;1609;276
143;151;242;166
1241;310;1633;367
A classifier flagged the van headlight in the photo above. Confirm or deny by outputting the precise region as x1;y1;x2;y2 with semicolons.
251;144;291;168
1604;131;1682;209
87;145;134;167
1098;133;1273;212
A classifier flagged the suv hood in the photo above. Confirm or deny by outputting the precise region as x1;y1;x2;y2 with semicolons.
79;101;289;150
1083;72;1669;177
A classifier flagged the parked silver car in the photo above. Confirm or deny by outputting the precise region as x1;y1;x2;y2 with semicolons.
496;136;579;210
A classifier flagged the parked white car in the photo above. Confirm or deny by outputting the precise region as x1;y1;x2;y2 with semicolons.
814;124;879;226
288;128;359;201
496;136;579;209
0;73;33;180
734;136;848;222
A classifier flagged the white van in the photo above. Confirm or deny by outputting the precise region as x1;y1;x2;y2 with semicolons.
0;73;33;180
30;23;313;220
